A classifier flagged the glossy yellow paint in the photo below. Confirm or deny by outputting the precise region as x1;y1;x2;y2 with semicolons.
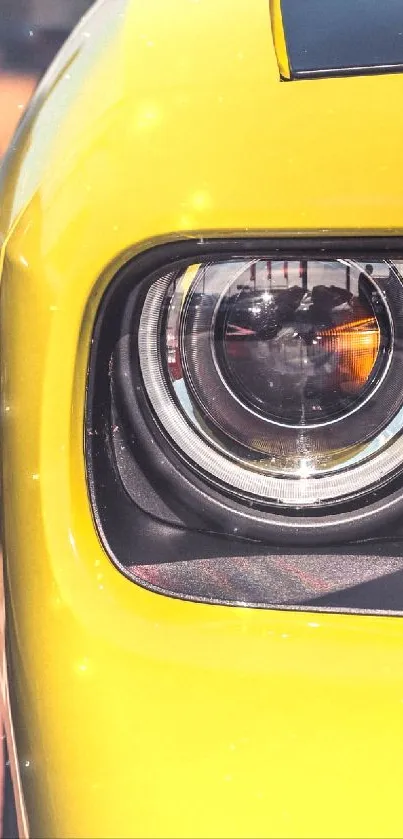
269;0;291;79
2;1;403;837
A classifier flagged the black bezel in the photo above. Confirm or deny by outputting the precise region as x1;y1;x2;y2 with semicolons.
85;237;403;613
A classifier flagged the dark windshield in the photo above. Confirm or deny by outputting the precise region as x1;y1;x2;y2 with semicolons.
281;0;403;78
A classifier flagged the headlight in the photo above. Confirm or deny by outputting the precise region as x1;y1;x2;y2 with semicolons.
138;258;400;507
86;240;403;612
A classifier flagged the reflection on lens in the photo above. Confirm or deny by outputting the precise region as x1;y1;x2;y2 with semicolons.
216;276;386;425
320;318;380;391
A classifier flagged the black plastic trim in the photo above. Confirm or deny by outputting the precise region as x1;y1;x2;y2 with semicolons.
280;0;403;82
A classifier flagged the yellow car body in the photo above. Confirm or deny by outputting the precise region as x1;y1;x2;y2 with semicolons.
1;1;403;837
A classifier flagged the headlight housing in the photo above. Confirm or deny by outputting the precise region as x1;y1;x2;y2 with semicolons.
86;238;403;612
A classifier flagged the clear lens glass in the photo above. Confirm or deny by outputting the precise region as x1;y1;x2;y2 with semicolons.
138;258;403;506
215;267;387;425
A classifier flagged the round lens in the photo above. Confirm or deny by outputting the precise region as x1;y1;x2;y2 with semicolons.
214;271;387;426
137;257;403;507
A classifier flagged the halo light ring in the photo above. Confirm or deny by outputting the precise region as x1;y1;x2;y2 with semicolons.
138;261;403;506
